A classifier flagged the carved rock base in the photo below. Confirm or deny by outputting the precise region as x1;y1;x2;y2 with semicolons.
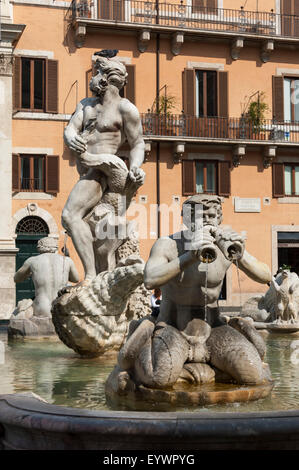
8;316;56;339
105;366;274;411
52;259;151;357
8;299;56;338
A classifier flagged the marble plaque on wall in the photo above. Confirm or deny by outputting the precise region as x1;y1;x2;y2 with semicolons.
234;197;261;213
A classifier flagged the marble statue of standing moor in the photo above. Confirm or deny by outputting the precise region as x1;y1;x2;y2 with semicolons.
62;52;145;283
111;195;273;392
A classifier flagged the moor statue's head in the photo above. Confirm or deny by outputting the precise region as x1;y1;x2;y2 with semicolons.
182;194;223;230
90;56;128;96
37;237;59;254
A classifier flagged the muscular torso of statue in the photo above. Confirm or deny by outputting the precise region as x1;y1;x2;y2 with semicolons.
14;239;79;319
82;98;124;155
28;254;72;316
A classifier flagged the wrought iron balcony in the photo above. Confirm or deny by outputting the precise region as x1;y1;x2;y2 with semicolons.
69;0;299;39
141;114;299;144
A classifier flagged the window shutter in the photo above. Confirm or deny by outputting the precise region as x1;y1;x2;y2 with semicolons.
182;69;195;115
281;0;292;35
13;57;22;112
46;59;58;114
124;65;135;104
113;0;124;20
182;160;195;195
273;163;285;197
86;68;93;98
294;0;299;36
46;155;59;193
99;0;110;19
281;0;292;14
192;0;205;11
272;76;284;122
218;71;228;118
192;1;217;12
12;154;20;191
218;161;231;197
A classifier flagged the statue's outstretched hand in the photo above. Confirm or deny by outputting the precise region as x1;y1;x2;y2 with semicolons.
212;227;245;244
212;227;246;261
129;166;145;185
66;134;87;154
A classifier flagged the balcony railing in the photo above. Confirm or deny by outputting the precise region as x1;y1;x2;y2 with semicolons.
141;115;299;143
70;0;299;39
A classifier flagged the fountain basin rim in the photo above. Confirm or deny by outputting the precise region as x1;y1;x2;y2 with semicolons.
2;393;299;450
2;392;299;420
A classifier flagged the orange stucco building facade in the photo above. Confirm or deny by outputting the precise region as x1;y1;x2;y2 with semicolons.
1;0;299;318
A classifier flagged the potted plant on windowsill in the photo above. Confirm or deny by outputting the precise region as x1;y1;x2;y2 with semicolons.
151;87;178;136
241;91;269;141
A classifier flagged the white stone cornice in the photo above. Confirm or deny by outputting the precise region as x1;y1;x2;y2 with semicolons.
0;23;25;45
14;49;54;59
13;147;54;154
187;61;224;71
12;0;69;8
13;112;71;121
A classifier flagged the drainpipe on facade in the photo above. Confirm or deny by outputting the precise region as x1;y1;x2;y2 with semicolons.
156;0;161;238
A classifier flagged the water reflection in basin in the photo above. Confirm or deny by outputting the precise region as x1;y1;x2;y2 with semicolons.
1;331;299;413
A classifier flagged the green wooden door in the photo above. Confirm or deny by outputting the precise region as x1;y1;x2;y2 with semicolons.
15;235;43;304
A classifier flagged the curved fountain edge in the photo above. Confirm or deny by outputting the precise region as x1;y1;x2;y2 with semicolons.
1;393;299;450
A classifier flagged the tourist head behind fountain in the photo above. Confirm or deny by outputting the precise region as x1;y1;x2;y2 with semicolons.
37;237;59;254
182;194;223;232
89;56;128;96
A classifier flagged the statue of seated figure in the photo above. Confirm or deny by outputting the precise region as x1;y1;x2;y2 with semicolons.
112;195;273;391
8;237;79;337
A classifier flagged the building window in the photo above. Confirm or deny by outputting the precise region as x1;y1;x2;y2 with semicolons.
21;58;45;111
192;0;217;14
182;159;230;197
273;162;299;197
16;216;49;235
196;70;217;117
12;154;60;194
284;77;299;121
182;68;228;118
13;57;58;113
284;164;299;195
195;161;217;194
20;155;45;191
